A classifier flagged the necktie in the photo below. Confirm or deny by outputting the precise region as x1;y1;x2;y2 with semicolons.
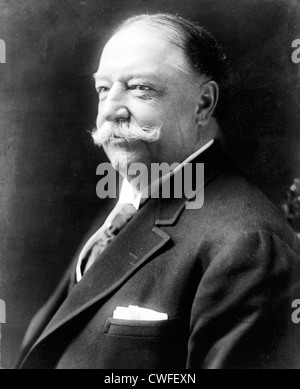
81;203;137;276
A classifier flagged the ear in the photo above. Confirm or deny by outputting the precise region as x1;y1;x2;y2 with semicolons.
196;81;219;127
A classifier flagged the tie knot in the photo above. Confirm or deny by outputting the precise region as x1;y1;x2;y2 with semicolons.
79;202;138;278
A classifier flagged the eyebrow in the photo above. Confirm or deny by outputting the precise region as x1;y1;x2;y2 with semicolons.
92;72;163;83
93;72;101;81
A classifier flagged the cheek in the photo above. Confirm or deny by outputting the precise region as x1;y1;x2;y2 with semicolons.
129;100;166;126
96;106;104;128
170;96;197;132
158;101;196;145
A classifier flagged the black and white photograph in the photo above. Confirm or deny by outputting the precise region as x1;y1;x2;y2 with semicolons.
1;0;300;371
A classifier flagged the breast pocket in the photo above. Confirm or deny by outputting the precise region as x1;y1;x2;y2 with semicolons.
102;317;182;337
101;317;187;369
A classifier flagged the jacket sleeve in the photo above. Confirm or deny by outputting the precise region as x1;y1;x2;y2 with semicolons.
186;230;300;369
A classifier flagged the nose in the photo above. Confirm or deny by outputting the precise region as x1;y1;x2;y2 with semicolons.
98;83;130;123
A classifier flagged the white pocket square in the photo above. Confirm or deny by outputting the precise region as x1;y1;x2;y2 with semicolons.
113;305;168;321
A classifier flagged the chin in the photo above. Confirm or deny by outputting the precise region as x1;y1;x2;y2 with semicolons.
109;150;146;176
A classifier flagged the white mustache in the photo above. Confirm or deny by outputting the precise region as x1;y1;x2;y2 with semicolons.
92;121;161;146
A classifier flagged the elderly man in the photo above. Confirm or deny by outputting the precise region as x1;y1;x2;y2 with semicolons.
17;13;300;369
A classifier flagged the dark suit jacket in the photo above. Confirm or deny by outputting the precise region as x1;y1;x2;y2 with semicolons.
16;142;300;369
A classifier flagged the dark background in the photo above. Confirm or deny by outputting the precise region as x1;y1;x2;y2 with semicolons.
0;0;299;368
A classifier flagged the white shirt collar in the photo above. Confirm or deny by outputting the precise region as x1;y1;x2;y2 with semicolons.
118;139;215;210
118;177;143;210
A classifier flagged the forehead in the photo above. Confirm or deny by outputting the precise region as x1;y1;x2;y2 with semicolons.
96;27;188;80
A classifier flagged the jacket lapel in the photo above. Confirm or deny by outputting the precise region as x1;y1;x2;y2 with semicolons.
21;140;229;365
25;198;172;356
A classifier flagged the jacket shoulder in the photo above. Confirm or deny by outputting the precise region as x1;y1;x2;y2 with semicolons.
183;169;300;260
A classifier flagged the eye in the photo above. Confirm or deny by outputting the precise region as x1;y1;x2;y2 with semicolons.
97;86;110;96
130;85;151;92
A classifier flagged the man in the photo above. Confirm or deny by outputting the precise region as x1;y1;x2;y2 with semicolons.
16;13;300;369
